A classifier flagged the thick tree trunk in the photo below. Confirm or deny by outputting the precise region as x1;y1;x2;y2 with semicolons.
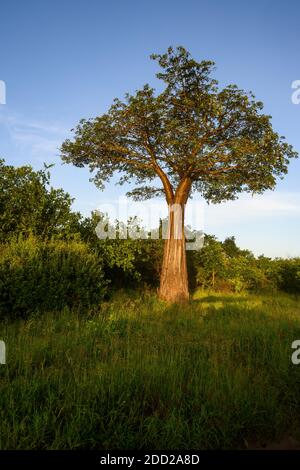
159;203;189;303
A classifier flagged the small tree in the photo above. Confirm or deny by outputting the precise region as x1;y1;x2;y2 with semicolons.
196;235;227;289
222;236;241;258
61;47;297;302
0;159;81;241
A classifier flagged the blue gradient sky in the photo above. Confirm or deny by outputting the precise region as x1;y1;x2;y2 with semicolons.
0;0;299;257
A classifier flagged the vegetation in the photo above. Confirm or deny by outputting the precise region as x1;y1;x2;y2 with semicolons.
0;291;300;449
1;159;300;321
61;46;297;302
0;159;81;241
0;237;107;319
1;160;300;449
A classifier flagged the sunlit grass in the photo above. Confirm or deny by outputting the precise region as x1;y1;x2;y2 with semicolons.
0;290;300;449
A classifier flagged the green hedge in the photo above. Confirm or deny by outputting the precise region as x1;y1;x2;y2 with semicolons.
0;237;107;318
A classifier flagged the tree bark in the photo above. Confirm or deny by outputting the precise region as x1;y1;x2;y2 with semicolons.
158;177;191;303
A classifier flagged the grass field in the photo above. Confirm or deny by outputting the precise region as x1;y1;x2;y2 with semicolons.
0;290;300;449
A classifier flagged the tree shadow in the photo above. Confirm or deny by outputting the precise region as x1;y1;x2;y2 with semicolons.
193;294;250;305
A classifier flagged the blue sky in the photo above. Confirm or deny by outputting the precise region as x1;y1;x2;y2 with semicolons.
0;0;299;257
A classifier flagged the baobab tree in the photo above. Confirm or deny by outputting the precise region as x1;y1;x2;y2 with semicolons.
61;47;297;303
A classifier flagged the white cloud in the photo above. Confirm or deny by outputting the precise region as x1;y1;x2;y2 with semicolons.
0;110;69;162
203;192;300;228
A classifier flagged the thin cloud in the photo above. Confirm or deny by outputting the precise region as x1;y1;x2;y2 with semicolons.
204;193;300;228
0;112;69;135
0;110;70;161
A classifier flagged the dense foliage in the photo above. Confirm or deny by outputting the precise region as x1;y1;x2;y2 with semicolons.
61;47;297;203
0;159;81;241
0;237;107;318
0;160;299;318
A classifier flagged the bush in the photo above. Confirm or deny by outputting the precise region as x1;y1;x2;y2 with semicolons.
0;159;82;242
0;237;107;319
277;258;300;293
80;213;163;288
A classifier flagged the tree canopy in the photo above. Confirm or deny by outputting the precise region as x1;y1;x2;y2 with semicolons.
61;46;297;302
61;46;297;206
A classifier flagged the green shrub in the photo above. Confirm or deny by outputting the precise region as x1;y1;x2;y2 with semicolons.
80;213;163;288
0;237;107;318
277;258;300;293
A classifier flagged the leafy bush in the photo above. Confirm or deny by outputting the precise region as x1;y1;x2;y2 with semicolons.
193;235;287;293
277;258;300;293
80;213;163;288
0;237;107;318
0;160;82;242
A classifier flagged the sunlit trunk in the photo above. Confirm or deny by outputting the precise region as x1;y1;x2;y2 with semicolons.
159;203;189;303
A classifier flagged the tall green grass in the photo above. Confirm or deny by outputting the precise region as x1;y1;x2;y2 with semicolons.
0;290;300;449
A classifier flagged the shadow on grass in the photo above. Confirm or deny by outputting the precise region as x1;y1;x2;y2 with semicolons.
194;295;250;305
